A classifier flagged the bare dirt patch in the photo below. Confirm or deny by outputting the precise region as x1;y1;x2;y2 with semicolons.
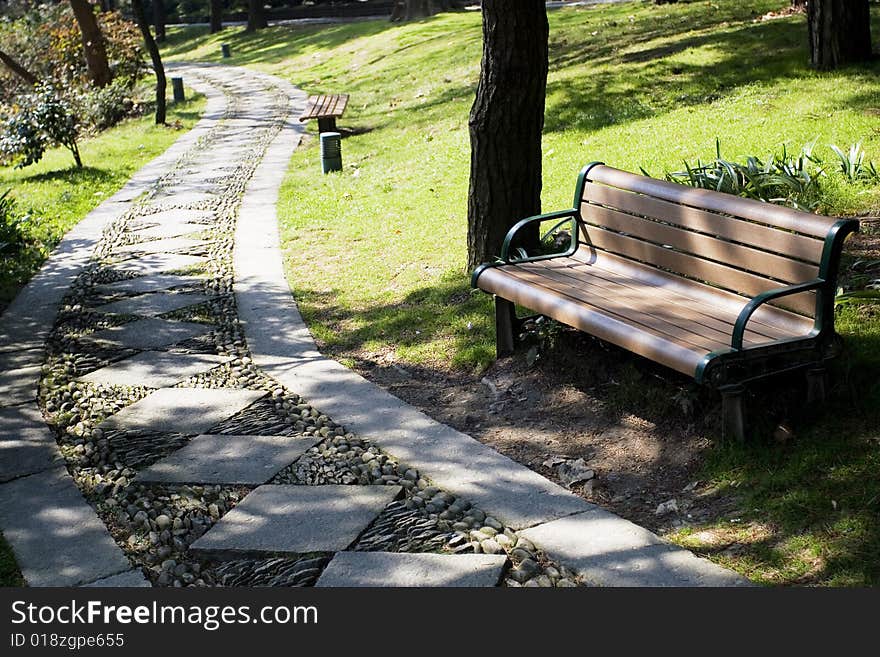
346;331;737;535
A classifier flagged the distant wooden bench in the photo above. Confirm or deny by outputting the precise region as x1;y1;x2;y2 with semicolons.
299;94;349;133
471;162;859;441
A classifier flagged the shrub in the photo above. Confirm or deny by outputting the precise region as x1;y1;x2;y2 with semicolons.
659;139;823;211
75;78;139;132
0;189;30;253
0;84;82;169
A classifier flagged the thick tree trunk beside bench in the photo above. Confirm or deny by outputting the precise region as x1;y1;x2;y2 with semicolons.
472;163;858;441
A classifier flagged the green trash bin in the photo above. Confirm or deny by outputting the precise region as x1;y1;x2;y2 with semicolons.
320;132;342;174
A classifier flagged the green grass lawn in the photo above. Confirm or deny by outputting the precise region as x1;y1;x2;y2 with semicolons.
0;93;205;312
158;1;879;586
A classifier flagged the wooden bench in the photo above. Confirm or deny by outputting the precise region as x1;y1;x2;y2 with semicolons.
299;94;349;133
471;162;859;441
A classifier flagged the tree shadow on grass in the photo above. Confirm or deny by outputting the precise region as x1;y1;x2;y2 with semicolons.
18;166;114;186
545;18;808;134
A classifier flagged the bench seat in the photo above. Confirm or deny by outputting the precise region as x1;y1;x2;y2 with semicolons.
477;247;814;378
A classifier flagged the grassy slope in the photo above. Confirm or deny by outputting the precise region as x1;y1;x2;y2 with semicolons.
164;2;880;371
163;2;880;586
0;94;205;311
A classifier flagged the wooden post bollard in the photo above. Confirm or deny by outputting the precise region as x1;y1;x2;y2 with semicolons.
221;43;231;58
171;77;185;103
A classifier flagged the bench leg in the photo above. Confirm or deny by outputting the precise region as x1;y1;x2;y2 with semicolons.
495;296;518;357
720;384;746;443
806;365;827;404
318;117;337;133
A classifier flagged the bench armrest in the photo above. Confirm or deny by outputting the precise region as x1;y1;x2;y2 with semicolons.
731;278;825;350
500;209;580;263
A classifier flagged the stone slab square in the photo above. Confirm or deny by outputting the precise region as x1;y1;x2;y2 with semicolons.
78;351;231;388
95;291;209;317
99;387;267;434
519;509;748;587
315;552;508;588
0;468;132;586
131;223;208;240
191;484;402;555
131;209;215;226
84;318;209;350
95;274;203;296
137;434;319;485
152;191;218;206
110;253;206;276
117;237;206;255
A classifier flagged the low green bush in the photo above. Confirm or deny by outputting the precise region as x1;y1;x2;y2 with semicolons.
656;139;880;212
0;84;82;169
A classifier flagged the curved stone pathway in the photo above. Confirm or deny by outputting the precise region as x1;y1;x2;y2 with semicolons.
0;64;746;588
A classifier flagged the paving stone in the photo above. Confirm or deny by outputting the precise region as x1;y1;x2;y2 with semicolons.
82;569;151;587
99;387;267;434
151;190;218;205
159;182;219;195
78;351;231;388
95;290;210;317
130;209;215;226
116;237;207;255
0;346;44;370
519;509;750;587
191;485;402;555
109;253;207;276
137;434;318;485
95;274;203;295
0;364;41;407
0;468;132;586
0;404;64;482
131;223;208;240
315;552;508;588
84;317;209;350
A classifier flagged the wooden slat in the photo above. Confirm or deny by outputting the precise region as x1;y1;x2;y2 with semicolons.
504;265;726;352
586;165;838;238
528;257;794;344
476;267;709;376
299;94;350;121
579;226;818;316
571;249;815;335
515;261;756;348
580;203;819;284
581;182;824;265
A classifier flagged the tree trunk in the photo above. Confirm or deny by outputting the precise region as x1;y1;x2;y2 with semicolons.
808;0;872;70
246;0;268;32
68;0;112;87
467;0;548;271
153;0;166;43
131;0;166;124
0;47;38;86
210;0;223;33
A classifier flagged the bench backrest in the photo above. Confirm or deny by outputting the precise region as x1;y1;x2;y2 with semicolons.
576;164;854;319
